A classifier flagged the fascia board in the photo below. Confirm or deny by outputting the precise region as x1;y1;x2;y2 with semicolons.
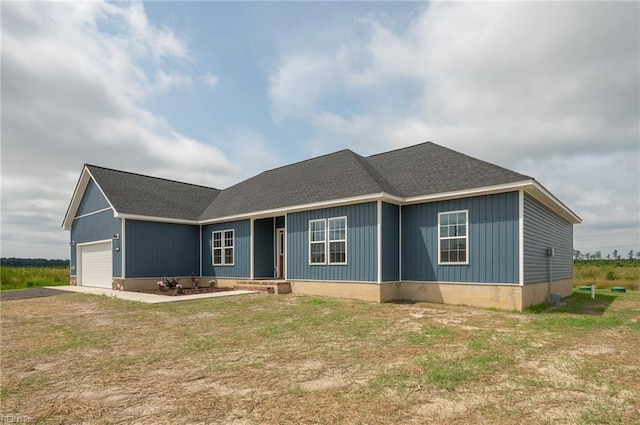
62;166;119;230
402;181;534;205
525;180;582;224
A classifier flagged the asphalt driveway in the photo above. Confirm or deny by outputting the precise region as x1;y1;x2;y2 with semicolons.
0;287;68;301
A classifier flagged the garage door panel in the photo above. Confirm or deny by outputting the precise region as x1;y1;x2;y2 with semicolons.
80;242;112;288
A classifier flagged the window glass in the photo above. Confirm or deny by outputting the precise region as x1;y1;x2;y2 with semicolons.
310;219;326;264
439;211;468;265
213;229;233;265
213;232;222;248
328;217;347;264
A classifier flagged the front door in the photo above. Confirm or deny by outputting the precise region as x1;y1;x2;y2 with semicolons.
276;228;285;278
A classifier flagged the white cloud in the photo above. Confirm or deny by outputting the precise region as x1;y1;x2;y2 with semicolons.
0;1;238;258
268;1;640;252
202;72;219;88
155;71;192;93
268;53;334;122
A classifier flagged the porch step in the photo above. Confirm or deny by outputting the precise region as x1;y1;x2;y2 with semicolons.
234;280;291;295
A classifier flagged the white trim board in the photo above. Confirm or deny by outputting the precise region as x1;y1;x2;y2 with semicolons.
518;190;524;286
74;207;112;220
121;218;126;279
62;166;118;230
401;280;521;286
66;174;580;229
377;200;382;283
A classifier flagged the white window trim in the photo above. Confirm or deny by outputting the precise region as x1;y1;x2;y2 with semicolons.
308;217;348;266
328;216;348;265
309;219;327;265
212;229;235;266
437;209;469;266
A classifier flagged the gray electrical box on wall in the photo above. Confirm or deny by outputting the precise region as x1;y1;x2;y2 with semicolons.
547;247;555;257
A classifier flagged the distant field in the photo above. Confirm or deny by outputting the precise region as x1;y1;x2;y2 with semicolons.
0;266;69;291
1;262;638;291
574;260;640;291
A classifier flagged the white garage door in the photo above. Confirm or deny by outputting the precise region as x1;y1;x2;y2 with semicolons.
79;242;112;288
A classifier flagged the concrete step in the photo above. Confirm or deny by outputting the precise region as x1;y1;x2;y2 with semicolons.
233;281;291;294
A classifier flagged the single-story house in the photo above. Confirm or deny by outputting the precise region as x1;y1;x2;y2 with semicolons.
62;142;580;310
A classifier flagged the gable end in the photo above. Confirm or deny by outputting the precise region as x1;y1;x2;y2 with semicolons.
62;166;116;230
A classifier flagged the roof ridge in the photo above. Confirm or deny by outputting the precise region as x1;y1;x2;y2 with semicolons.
254;149;353;176
346;150;403;196
420;144;532;180
366;141;434;159
85;164;220;191
367;142;531;180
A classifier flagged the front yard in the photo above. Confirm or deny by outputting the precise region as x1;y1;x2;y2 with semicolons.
1;290;639;424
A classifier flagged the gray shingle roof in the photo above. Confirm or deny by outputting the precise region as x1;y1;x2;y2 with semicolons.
84;142;532;222
201;142;531;219
366;142;531;197
199;149;397;219
86;165;220;220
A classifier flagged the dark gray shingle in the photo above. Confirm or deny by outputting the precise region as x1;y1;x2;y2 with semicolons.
85;142;532;221
86;165;220;220
366;142;531;197
199;149;391;219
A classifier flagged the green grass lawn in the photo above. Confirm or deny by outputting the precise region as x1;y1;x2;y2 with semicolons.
0;266;69;291
1;290;638;424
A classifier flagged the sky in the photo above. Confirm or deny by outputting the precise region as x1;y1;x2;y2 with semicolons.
1;1;639;260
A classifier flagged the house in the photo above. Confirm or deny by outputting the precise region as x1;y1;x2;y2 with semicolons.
62;142;580;310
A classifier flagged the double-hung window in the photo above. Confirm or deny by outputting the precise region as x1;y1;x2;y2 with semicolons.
212;229;234;265
438;210;468;265
309;217;347;265
309;219;326;264
328;217;347;264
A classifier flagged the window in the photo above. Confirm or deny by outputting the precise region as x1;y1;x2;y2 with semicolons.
328;217;347;264
309;219;326;264
309;217;347;265
212;231;222;265
212;229;234;265
438;210;468;265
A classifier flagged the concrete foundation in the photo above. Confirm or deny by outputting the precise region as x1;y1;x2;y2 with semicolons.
288;279;574;311
289;280;383;302
391;281;523;310
88;275;573;311
522;278;573;308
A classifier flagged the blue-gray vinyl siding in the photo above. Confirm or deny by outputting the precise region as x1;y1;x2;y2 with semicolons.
382;202;400;282
124;220;199;278
202;219;251;278
76;179;110;216
70;209;121;277
254;218;275;278
523;193;573;284
401;192;519;283
287;202;377;282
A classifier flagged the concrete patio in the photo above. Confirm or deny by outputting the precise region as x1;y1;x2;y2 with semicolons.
45;285;259;304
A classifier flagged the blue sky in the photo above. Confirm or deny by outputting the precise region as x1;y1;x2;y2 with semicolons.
1;1;639;260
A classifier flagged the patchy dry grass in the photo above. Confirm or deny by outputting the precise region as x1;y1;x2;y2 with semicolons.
574;262;640;291
1;290;639;424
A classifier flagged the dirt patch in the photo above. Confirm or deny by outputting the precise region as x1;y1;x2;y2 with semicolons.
565;345;615;357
